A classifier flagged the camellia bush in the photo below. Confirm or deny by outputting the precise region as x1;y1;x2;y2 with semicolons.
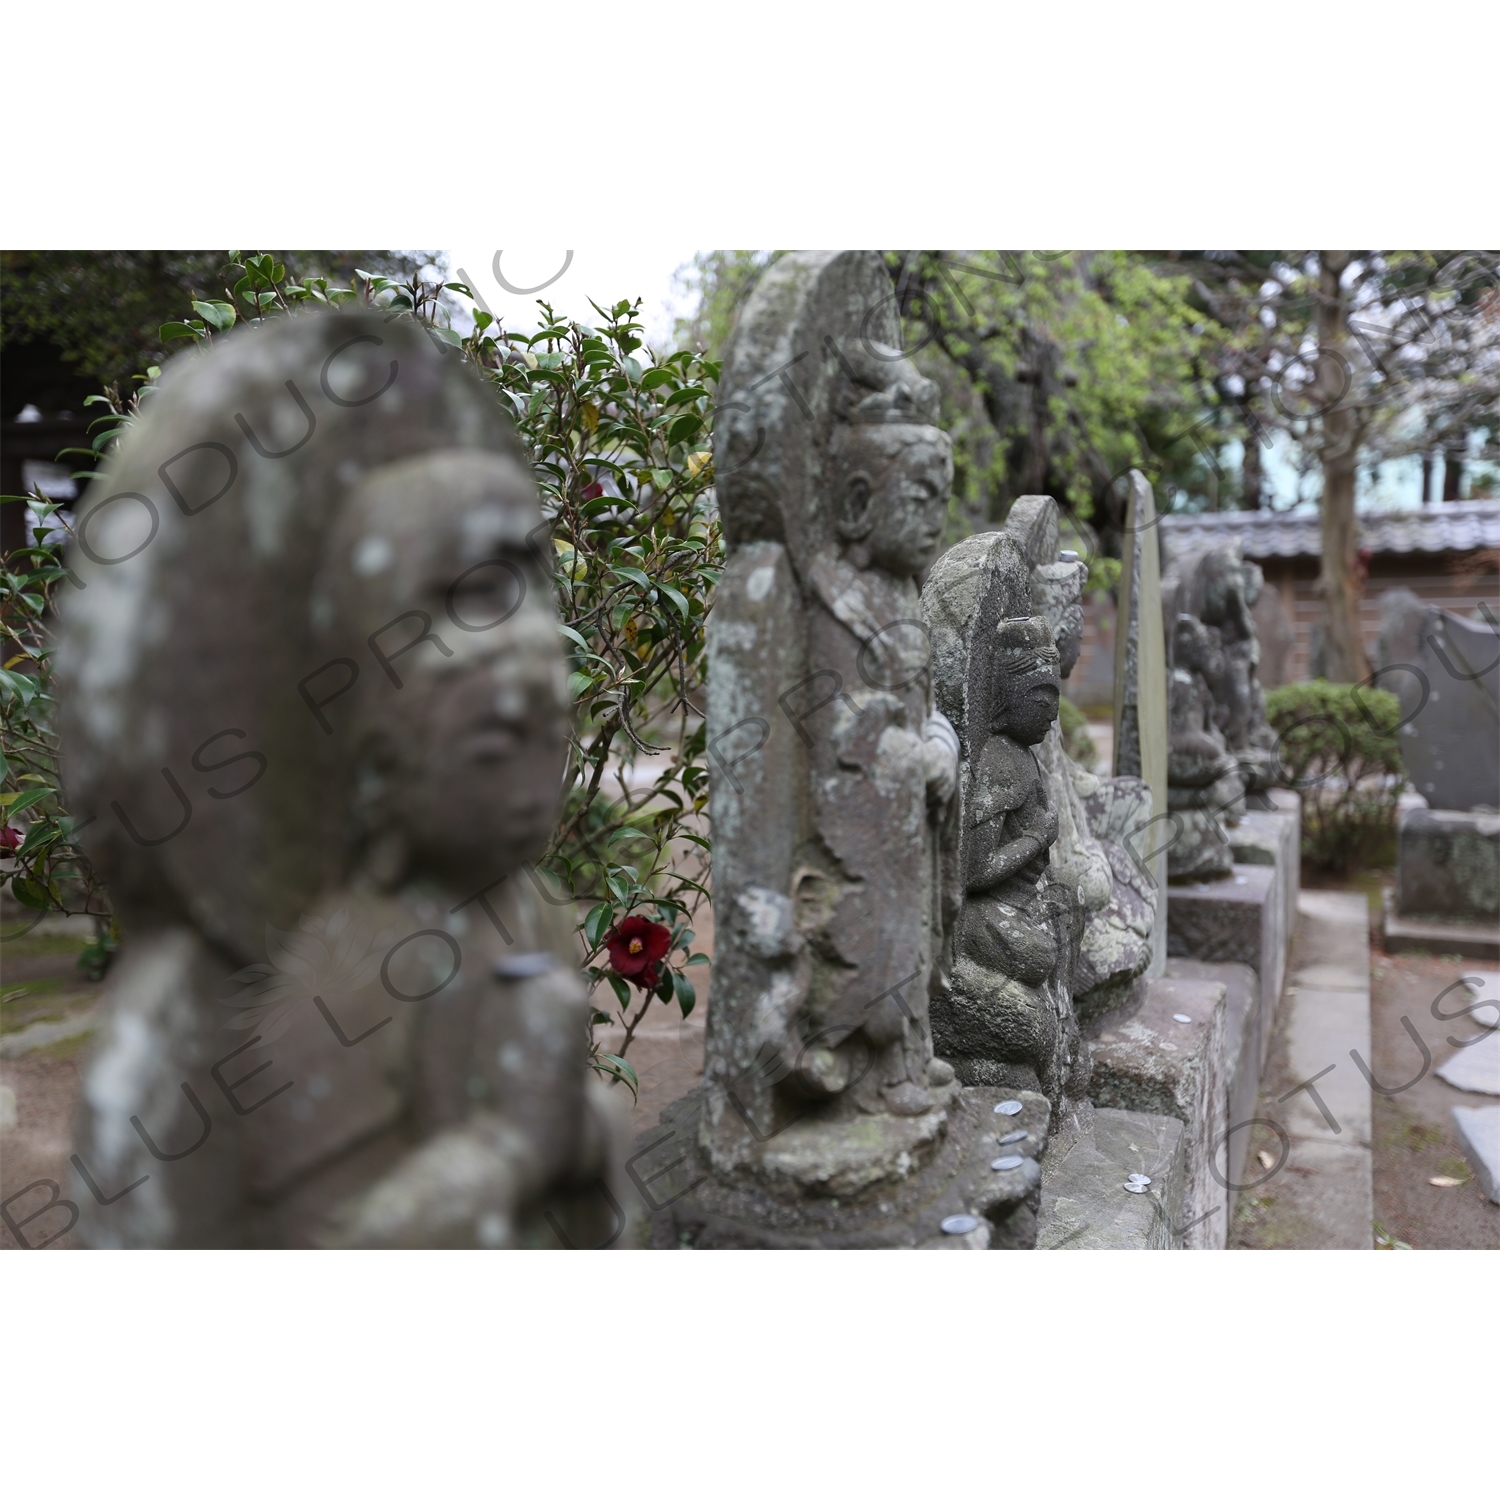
1265;679;1406;874
0;256;723;1097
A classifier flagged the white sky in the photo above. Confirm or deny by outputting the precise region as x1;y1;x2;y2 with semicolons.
443;248;705;350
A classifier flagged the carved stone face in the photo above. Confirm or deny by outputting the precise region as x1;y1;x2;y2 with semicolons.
990;620;1061;747
326;449;570;887
836;428;953;576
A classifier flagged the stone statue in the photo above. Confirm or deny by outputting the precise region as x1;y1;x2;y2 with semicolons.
1002;497;1156;1029
1159;538;1277;879
57;311;628;1248
923;527;1085;1114
646;251;1049;1249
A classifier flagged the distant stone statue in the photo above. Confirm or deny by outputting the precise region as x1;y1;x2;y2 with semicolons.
1159;538;1277;878
57;311;627;1248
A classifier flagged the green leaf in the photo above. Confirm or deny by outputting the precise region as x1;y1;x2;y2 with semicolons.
658;583;691;619
612;565;652;590
667;413;703;446
5;785;54;818
640;367;676;391
583;902;613;949
672;969;696;1018
192;300;237;332
685;952;711;966
592;1051;639;1102
607;973;631;1008
10;877;54;911
159;321;200;341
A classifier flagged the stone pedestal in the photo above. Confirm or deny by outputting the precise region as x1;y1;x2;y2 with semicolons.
1167;862;1287;1028
1037;1106;1186;1249
1451;1106;1500;1205
1083;975;1228;1248
1229;787;1301;955
1162;959;1260;1222
639;1085;1051;1249
1384;807;1500;960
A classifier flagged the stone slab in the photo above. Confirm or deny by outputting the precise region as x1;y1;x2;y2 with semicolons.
1037;1106;1186;1249
1451;1105;1500;1204
1086;975;1228;1247
1382;890;1500;962
1168;862;1285;1018
1165;959;1260;1220
641;1085;1052;1249
1435;1028;1500;1096
1395;807;1500;924
1456;971;1500;1028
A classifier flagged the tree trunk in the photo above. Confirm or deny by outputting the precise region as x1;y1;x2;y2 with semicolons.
1314;251;1371;682
1241;417;1263;508
1421;450;1434;506
1442;441;1465;501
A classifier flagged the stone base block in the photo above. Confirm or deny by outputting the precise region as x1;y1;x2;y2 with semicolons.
1037;1106;1186;1249
1168;862;1286;1030
1382;890;1500;962
1395;807;1500;925
1452;1106;1500;1204
1230;787;1300;948
1164;959;1260;1222
638;1085;1051;1249
1084;975;1229;1248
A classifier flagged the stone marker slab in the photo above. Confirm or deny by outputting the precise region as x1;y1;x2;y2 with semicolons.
1086;975;1228;1247
1435;1029;1500;1096
1451;1106;1500;1204
1037;1106;1186;1249
1395;807;1500;924
1168;862;1285;1017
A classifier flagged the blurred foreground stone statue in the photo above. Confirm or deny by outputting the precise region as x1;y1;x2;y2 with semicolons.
643;251;1049;1248
58;311;628;1248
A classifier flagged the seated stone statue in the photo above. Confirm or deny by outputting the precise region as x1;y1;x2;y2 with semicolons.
924;531;1085;1112
1160;538;1281;879
57;311;627;1248
1004;498;1154;1024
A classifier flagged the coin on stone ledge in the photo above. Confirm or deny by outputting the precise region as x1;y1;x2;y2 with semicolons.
997;1129;1028;1145
1127;1173;1151;1185
1123;1183;1150;1194
990;1155;1025;1171
1172;1013;1192;1023
941;1214;980;1235
993;1099;1023;1116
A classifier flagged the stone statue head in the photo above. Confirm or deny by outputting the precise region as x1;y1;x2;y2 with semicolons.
989;617;1061;746
56;310;560;960
316;449;569;893
829;377;953;577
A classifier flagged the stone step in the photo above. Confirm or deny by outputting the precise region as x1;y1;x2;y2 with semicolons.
1086;975;1228;1248
1037;1105;1186;1249
1451;1106;1500;1204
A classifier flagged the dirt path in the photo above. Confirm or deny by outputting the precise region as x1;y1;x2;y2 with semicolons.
1368;948;1499;1248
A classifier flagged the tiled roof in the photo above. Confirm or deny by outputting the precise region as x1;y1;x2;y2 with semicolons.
1159;500;1500;561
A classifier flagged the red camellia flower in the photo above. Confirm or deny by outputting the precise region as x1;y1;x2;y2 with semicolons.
606;915;671;991
581;481;605;501
0;825;21;852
